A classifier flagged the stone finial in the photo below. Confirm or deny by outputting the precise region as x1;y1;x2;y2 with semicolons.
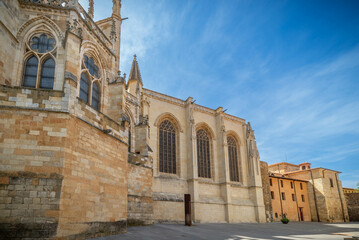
128;54;143;84
88;0;94;19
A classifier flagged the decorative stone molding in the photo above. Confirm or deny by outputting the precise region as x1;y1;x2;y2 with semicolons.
66;19;83;38
64;71;77;83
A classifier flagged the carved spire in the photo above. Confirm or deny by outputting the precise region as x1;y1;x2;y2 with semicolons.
128;54;143;84
112;0;121;18
88;0;94;19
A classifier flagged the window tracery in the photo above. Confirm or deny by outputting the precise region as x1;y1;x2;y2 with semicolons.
80;55;101;111
159;120;176;174
227;136;240;182
23;33;56;89
197;129;211;178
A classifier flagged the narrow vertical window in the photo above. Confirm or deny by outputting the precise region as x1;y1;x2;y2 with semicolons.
300;182;303;190
330;178;334;188
270;178;272;186
227;136;240;182
280;180;283;188
23;56;38;88
197;129;211;178
281;192;285;200
271;191;274;199
80;73;89;103
159;120;176;174
292;194;295;201
290;182;293;189
92;82;100;110
40;57;55;89
301;194;305;202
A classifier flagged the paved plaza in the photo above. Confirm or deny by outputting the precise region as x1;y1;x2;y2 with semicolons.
92;222;359;240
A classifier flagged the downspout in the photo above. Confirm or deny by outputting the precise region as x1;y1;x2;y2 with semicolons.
293;180;300;221
335;172;346;222
310;170;320;222
277;178;283;218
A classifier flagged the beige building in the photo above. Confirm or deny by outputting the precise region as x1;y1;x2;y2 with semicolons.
264;162;349;223
0;0;265;238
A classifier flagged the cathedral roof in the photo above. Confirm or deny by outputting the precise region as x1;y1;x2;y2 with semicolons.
128;54;143;84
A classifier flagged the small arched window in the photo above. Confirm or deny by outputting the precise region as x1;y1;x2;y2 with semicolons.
40;57;55;89
23;33;56;89
159;120;176;174
197;129;211;178
23;56;38;88
91;82;100;110
79;73;89;103
227;136;240;182
80;55;101;110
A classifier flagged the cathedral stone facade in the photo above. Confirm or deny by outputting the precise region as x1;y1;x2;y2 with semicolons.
0;0;265;238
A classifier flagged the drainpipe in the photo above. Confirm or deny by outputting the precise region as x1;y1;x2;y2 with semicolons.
335;173;346;222
310;170;320;222
293;180;300;221
277;178;283;218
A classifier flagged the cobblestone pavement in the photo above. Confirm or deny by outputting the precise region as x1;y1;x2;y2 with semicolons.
92;222;359;240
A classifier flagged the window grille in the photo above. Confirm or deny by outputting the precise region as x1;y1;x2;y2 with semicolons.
92;82;100;110
227;136;240;182
40;58;55;89
197;129;211;178
80;73;89;103
23;56;38;88
159;120;176;174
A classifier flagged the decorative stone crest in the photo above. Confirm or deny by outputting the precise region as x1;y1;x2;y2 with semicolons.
66;19;83;38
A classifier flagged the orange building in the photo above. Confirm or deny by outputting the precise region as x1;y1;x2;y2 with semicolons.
269;174;311;222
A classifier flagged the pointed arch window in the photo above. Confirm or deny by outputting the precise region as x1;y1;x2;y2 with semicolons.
23;56;38;88
159;120;176;174
80;55;101;111
40;57;55;89
22;33;56;89
227;136;240;182
80;73;89;103
197;129;211;178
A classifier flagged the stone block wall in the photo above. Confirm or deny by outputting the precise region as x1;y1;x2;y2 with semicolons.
345;193;359;221
127;153;153;226
0;173;62;238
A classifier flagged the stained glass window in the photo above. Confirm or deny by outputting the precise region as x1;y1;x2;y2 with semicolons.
159;120;176;174
91;82;100;110
23;56;38;88
40;57;55;89
80;73;89;103
84;55;99;78
228;136;240;182
197;129;211;178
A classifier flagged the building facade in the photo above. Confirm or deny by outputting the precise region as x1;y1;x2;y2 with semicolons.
262;162;349;223
0;0;265;238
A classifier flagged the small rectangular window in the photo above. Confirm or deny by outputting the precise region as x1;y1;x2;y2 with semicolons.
290;182;293;189
280;180;283;188
292;193;295;201
271;191;274;199
301;194;305;202
330;178;334;188
282;192;285;200
270;178;272;186
300;182;303;190
275;213;278;218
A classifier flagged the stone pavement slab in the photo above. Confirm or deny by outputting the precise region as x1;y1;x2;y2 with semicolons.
92;222;359;240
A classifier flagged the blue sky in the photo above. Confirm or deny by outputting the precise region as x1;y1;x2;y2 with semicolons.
80;0;359;188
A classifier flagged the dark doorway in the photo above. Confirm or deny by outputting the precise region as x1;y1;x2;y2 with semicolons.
299;207;304;221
